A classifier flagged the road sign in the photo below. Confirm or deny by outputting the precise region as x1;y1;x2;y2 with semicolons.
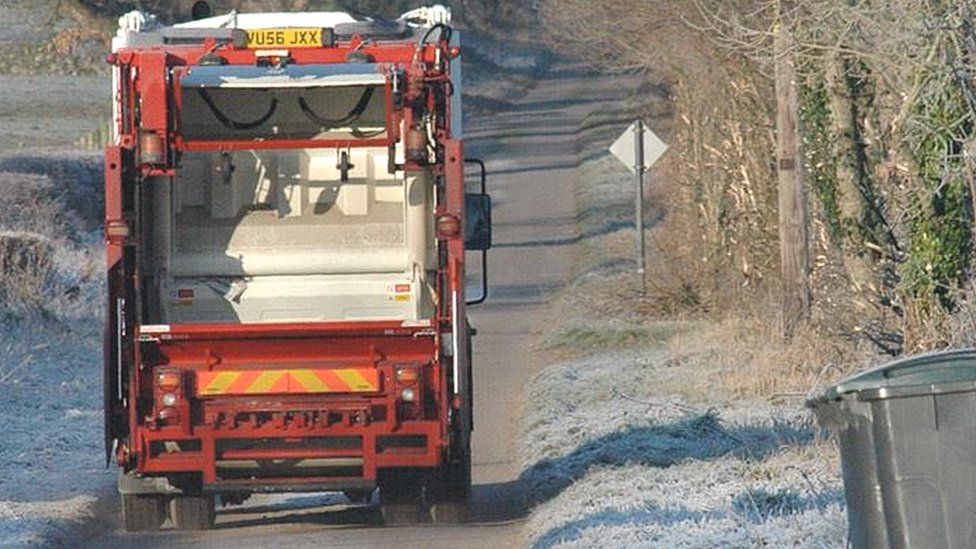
610;120;667;173
609;120;668;297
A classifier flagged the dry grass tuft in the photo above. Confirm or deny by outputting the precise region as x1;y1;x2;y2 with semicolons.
667;307;875;400
0;230;56;311
0;171;100;317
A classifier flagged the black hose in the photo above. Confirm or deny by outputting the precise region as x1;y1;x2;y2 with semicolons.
196;88;277;131
298;86;376;128
351;127;387;138
419;23;452;47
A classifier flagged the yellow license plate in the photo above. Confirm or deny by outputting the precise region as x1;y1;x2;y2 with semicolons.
245;28;324;49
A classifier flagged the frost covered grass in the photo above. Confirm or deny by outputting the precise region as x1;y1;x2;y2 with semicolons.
0;316;107;548
0;158;109;547
0;496;103;547
517;350;847;548
540;321;682;352
0;162;104;318
528;459;846;548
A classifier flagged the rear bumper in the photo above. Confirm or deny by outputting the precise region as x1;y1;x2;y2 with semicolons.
133;401;443;491
126;322;447;493
204;478;377;494
120;470;378;495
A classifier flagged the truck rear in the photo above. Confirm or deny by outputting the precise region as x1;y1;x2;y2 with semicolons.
102;5;491;530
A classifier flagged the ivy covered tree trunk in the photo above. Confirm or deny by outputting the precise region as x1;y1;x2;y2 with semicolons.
825;55;876;302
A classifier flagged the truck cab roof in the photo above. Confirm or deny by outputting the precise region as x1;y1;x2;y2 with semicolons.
174;11;359;30
113;5;451;50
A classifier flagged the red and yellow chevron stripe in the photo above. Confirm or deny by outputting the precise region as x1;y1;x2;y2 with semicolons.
195;368;380;396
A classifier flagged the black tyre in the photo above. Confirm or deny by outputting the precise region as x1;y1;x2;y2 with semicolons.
121;494;167;532
427;452;471;524
380;501;423;525
378;470;425;525
169;494;216;530
344;489;374;505
429;498;467;524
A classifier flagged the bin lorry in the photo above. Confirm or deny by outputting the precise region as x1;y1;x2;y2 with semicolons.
102;4;491;531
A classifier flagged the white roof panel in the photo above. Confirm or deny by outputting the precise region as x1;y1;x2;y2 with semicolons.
174;12;357;30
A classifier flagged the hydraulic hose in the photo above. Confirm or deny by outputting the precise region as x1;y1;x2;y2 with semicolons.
196;88;277;130
298;86;376;128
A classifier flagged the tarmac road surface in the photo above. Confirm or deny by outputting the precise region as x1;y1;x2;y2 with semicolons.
89;58;642;549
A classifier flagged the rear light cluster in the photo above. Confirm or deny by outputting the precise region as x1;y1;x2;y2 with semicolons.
105;220;130;241
139;130;165;165
154;368;184;424
394;364;423;419
435;214;461;239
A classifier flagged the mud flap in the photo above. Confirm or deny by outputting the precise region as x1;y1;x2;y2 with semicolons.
103;283;125;467
452;290;473;450
103;322;116;467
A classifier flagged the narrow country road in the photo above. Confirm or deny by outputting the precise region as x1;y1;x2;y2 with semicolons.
89;57;639;549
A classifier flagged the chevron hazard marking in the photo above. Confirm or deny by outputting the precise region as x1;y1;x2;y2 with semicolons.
335;369;376;391
196;369;380;396
249;371;286;394
199;371;239;395
290;370;330;392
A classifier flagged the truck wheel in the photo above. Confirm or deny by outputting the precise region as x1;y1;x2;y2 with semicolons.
428;452;471;524
429;498;467;524
378;471;424;525
169;495;216;530
380;501;422;525
121;494;167;532
344;489;374;505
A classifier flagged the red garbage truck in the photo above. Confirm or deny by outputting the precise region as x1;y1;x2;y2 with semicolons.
102;4;490;531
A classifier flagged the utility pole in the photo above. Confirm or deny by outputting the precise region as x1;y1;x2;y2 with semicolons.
774;7;810;337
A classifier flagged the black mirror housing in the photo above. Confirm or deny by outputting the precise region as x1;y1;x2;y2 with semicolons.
464;193;492;251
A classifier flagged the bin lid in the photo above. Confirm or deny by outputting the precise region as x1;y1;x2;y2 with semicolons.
820;348;976;402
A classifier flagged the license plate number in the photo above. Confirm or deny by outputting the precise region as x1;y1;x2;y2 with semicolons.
245;28;323;49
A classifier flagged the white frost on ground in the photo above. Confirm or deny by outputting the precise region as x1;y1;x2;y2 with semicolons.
518;350;848;548
0;161;111;548
0;496;100;547
0;317;109;548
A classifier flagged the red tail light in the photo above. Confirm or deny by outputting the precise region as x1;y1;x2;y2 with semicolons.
139;130;165;165
395;367;420;385
436;214;461;239
156;371;182;391
394;364;423;419
153;368;183;425
105;220;130;240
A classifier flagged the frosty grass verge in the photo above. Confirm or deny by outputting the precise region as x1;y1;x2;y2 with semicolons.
517;348;847;548
0;158;108;548
0;316;106;548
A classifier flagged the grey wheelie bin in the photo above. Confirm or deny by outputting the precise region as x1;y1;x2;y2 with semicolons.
809;349;976;549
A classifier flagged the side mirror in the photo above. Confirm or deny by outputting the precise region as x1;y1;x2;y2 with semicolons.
464;193;492;251
464;158;490;305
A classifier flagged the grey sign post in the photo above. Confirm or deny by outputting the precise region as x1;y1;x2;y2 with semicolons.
610;120;668;295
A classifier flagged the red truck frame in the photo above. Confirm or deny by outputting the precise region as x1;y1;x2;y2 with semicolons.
103;20;489;530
